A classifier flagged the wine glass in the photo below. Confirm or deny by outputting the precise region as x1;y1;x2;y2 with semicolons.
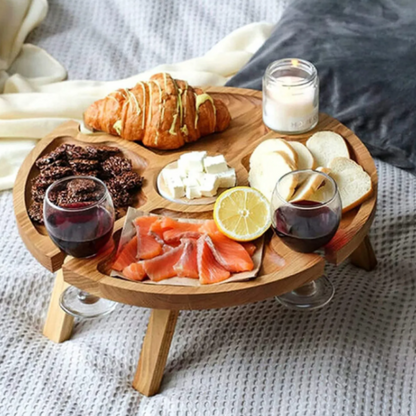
44;176;117;318
271;169;342;310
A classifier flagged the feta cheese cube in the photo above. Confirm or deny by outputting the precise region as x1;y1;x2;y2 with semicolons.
199;173;220;197
217;168;236;188
164;170;185;198
183;176;202;199
186;185;201;199
192;171;206;185
183;177;200;188
204;155;228;174
162;167;182;183
178;151;206;173
176;167;188;179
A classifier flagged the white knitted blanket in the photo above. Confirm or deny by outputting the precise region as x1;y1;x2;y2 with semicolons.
2;1;416;415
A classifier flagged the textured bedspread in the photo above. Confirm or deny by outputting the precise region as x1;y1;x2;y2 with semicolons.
1;1;416;415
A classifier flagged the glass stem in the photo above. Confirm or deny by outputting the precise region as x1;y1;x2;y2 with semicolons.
293;281;317;297
77;290;100;305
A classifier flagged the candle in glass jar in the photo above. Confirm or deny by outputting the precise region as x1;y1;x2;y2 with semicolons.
263;59;319;134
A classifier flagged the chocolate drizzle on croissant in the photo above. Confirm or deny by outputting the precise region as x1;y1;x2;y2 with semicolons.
84;73;231;150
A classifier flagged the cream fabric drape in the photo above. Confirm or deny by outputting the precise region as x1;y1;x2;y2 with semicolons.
0;0;273;190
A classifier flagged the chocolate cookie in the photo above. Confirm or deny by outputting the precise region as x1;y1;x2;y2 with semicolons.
85;145;120;160
72;169;100;178
56;190;99;207
28;202;44;224
47;189;60;204
101;156;132;176
108;187;131;208
38;165;73;181
68;159;100;172
67;178;96;196
38;159;69;171
31;175;56;191
35;144;68;169
31;185;46;203
65;145;96;160
106;171;143;192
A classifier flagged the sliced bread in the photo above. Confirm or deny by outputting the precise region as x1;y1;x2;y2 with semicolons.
288;141;316;170
327;157;372;213
308;182;335;205
250;138;298;168
290;167;331;203
306;131;349;167
249;151;297;202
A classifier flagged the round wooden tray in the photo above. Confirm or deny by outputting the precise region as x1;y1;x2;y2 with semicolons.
13;87;377;310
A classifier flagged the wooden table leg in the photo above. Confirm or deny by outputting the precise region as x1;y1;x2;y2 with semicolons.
133;309;179;396
43;268;74;343
350;235;377;271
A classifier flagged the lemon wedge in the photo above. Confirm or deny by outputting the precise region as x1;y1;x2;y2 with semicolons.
213;186;271;241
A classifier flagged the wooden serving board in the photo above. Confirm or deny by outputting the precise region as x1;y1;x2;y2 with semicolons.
13;87;377;310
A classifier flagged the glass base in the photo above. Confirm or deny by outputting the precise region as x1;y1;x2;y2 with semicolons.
59;286;117;319
275;275;334;311
263;118;318;135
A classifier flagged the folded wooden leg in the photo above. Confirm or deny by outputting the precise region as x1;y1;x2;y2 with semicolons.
350;235;377;271
133;309;179;396
43;268;74;343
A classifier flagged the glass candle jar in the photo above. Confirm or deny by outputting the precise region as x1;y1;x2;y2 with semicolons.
263;58;319;134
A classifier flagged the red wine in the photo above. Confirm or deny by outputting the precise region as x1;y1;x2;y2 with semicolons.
273;200;340;253
46;205;114;258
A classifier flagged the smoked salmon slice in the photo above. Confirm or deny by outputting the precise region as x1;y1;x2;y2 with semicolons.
134;216;159;232
199;221;257;257
162;220;202;243
149;217;176;237
241;242;257;257
207;233;254;273
197;235;230;284
143;244;184;282
173;238;199;278
135;216;163;260
199;220;218;236
122;262;147;281
112;236;138;271
149;218;168;242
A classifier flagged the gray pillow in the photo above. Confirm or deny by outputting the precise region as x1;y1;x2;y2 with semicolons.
227;0;416;173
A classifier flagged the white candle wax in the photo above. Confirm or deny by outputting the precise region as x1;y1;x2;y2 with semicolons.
263;76;318;133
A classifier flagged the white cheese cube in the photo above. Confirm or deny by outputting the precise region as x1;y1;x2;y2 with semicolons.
183;176;202;199
183;177;200;188
162;167;182;183
199;173;220;197
177;167;188;179
178;151;206;173
164;171;185;198
204;155;228;174
185;185;201;199
217;168;236;188
192;171;206;185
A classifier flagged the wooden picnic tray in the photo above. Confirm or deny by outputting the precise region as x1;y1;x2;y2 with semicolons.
13;87;377;311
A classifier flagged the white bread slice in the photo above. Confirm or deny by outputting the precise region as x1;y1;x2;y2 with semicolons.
288;141;316;170
290;167;331;203
306;131;349;167
327;157;372;213
250;138;298;168
249;151;297;202
308;182;334;205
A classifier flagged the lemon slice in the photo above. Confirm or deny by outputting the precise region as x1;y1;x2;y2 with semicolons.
213;186;271;241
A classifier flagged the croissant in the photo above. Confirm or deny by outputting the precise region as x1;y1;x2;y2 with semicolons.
84;73;231;150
